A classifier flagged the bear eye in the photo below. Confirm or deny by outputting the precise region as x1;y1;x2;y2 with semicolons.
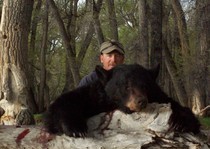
126;85;131;91
126;81;132;90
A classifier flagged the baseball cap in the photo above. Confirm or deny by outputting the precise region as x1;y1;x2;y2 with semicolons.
100;40;125;55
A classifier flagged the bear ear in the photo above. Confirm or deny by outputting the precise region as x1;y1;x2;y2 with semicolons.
95;65;112;85
149;64;160;80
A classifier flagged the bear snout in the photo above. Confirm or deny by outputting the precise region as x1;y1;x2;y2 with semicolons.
125;96;148;112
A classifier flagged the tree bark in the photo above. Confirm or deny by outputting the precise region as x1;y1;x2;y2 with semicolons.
29;0;42;54
92;0;105;44
171;0;191;107
190;0;210;115
162;41;188;107
77;21;95;69
39;0;49;112
106;0;118;40
0;0;37;112
28;0;42;112
161;2;188;107
62;56;74;92
150;0;163;68
137;0;149;68
171;0;190;57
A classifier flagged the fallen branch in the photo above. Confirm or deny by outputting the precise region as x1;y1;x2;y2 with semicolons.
199;105;210;115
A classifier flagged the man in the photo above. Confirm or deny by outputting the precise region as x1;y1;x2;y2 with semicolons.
78;39;125;87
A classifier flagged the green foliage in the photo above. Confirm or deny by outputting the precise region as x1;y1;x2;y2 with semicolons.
34;114;44;125
199;117;210;130
79;40;101;78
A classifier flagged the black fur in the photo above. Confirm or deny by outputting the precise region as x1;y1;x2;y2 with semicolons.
44;64;200;138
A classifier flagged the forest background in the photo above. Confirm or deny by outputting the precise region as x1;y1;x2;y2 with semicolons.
0;0;209;119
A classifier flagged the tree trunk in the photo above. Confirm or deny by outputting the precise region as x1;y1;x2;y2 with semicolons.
161;1;188;107
162;41;188;107
0;0;37;112
171;0;191;107
39;0;49;112
171;0;190;57
29;0;42;54
150;0;163;68
137;0;149;68
28;0;42;112
191;0;210;115
77;21;95;69
106;0;118;40
92;0;105;44
62;56;75;92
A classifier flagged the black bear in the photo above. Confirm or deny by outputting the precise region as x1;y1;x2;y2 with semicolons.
104;64;200;134
44;65;117;138
44;64;200;138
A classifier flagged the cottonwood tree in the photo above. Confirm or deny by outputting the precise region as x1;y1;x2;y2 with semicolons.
190;0;210;115
137;0;149;68
171;0;191;105
161;1;188;107
0;0;36;122
38;0;49;112
150;0;163;68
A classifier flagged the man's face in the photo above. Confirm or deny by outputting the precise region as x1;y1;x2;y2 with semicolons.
100;51;124;70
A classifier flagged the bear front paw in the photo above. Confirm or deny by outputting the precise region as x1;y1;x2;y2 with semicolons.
168;107;200;134
61;121;88;138
64;130;87;138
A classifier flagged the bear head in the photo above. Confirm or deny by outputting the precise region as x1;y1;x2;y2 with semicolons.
100;64;160;113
